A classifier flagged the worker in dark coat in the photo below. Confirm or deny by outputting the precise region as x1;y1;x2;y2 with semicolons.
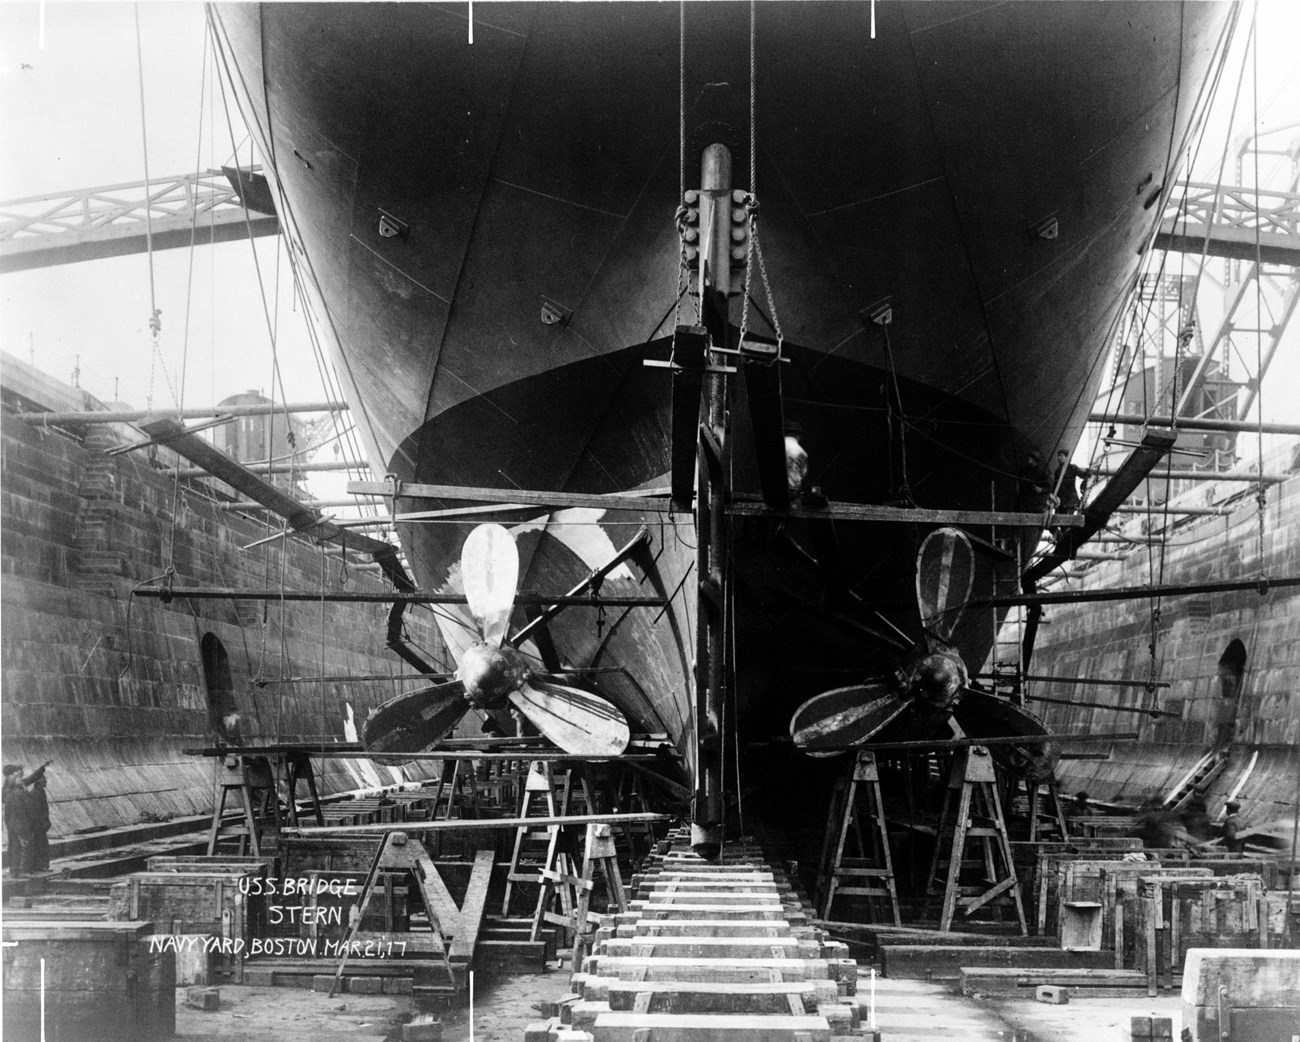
3;765;34;877
1221;800;1245;855
1017;449;1055;555
1017;450;1054;512
24;763;52;873
1052;450;1093;513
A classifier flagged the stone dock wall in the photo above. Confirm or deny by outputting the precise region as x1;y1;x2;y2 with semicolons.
1;392;448;838
1029;449;1300;829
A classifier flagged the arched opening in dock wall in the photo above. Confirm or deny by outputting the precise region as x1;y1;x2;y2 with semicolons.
200;633;241;742
1214;638;1247;746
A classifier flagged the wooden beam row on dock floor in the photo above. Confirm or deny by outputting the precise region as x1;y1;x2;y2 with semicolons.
528;829;873;1041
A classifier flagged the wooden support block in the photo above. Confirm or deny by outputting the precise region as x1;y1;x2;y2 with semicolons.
591;1011;831;1041
473;939;549;975
602;937;820;960
587;956;829;984
631;919;796;938
524;1020;556;1042
184;986;220;1011
570;1000;611;1030
1035;984;1068;1004
349;976;384;994
400;1014;443;1042
604;980;834;1015
633;901;798;914
959;966;1151;998
820;1002;858;1032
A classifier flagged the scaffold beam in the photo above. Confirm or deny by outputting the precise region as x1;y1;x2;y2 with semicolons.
11;400;346;426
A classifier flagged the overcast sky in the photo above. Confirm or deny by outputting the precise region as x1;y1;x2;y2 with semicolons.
1;1;1297;446
0;1;318;412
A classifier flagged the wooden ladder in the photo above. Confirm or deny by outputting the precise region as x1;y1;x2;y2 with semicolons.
927;745;1026;934
818;751;901;925
537;821;629;965
503;761;571;916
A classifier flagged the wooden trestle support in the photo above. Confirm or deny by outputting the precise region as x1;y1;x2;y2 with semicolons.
532;828;872;1041
926;746;1027;934
818;752;901;926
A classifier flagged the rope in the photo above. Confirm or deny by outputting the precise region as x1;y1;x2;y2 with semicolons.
133;6;158;330
163;30;212;573
1249;16;1268;582
749;0;757;197
679;1;686;207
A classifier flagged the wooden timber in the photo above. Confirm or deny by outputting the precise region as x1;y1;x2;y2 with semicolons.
347;478;1085;528
280;812;668;836
527;828;864;1041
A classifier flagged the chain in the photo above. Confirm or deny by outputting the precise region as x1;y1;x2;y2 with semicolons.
750;211;783;350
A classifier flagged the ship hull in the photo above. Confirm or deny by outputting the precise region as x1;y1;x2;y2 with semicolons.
210;1;1237;792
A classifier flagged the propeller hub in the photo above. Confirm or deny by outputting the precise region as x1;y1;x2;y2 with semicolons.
908;651;968;710
457;643;530;709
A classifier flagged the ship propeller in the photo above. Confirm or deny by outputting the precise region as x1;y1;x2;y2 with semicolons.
363;524;631;759
790;526;1056;779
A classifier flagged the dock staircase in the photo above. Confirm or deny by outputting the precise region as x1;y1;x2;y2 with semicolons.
1161;748;1230;811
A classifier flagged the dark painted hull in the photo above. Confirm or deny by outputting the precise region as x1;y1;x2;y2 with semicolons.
210;2;1237;791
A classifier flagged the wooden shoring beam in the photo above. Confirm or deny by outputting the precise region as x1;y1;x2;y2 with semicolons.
1112;505;1231;516
347;479;1086;528
183;746;665;762
727;499;1084;527
775;731;1140;754
347;479;676;516
973;673;1171;689
252;665;634;686
1089;412;1300;437
138;415;399;566
1019;694;1174;717
12;401;345;426
1023;430;1177;585
974;574;1300;608
1093;468;1289;484
133;587;664;607
280;811;669;836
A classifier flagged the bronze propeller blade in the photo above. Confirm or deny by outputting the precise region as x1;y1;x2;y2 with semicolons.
789;681;910;754
362;680;469;757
